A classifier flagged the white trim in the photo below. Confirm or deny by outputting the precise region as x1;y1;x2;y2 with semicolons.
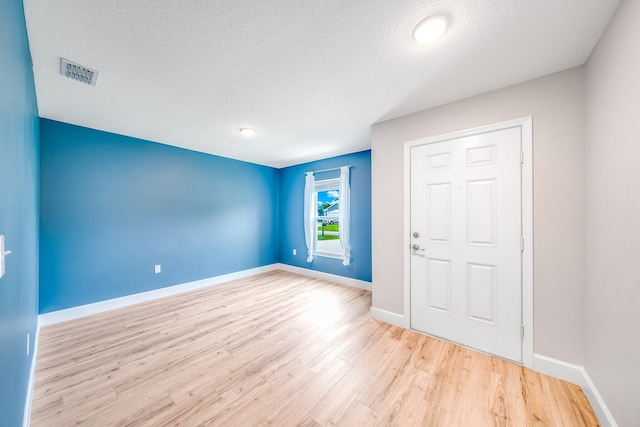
370;307;404;327
23;321;39;427
582;368;618;427
313;251;343;260
403;139;412;329
533;353;587;387
403;117;533;149
520;117;534;367
533;354;618;427
39;264;371;326
275;263;372;291
403;117;534;367
39;265;279;326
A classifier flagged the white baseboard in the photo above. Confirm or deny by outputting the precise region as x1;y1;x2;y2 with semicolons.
533;354;587;387
275;263;372;291
39;264;279;326
369;307;404;327
533;354;617;427
39;264;371;326
581;368;618;427
23;321;40;427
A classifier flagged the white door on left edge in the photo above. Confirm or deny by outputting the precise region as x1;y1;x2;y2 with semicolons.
410;126;522;362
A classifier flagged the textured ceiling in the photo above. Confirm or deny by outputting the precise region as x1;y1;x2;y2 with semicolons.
24;0;619;168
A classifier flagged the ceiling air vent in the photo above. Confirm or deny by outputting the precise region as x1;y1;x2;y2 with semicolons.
60;58;99;86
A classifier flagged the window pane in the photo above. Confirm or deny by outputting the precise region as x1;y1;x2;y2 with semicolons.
317;190;340;215
317;189;340;241
317;218;339;240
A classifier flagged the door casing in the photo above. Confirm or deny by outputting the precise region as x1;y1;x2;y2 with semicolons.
403;117;533;367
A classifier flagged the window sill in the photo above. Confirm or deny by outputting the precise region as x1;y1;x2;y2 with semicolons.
314;251;343;260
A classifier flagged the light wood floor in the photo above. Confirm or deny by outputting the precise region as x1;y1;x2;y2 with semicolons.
31;271;599;426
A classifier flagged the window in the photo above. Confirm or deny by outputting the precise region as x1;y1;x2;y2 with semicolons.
304;167;350;265
314;178;342;258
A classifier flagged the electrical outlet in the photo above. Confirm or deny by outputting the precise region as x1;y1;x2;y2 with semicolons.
154;265;161;274
292;249;296;256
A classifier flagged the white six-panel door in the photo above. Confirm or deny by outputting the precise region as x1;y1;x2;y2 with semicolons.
410;126;523;362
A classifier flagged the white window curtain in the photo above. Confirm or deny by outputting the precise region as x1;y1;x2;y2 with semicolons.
304;172;315;262
339;166;350;266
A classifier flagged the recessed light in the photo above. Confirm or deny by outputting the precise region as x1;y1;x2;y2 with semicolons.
239;128;255;137
413;15;448;43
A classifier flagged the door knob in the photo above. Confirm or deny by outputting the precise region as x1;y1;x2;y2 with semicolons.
412;244;421;250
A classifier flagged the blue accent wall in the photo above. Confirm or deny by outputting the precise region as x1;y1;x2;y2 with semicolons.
278;151;372;282
40;120;279;313
0;0;40;425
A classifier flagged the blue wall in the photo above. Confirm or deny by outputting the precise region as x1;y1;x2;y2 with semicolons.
278;151;372;282
40;122;372;313
0;0;40;424
40;120;279;313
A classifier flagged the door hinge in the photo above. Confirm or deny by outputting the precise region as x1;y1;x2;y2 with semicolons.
520;237;524;252
521;325;525;339
520;150;524;164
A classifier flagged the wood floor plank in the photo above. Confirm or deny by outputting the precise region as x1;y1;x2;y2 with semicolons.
260;358;353;426
31;270;599;426
333;399;379;426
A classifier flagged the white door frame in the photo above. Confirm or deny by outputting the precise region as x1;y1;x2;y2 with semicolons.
403;117;533;367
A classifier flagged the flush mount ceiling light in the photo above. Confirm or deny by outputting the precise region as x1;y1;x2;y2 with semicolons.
413;15;448;43
239;128;256;137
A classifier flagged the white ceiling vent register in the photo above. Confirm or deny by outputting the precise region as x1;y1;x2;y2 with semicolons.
60;58;99;86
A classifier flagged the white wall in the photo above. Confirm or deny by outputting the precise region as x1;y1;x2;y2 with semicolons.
371;67;586;364
584;0;640;425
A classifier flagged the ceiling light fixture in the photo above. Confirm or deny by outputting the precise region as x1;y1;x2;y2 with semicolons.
413;15;448;43
239;128;255;137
